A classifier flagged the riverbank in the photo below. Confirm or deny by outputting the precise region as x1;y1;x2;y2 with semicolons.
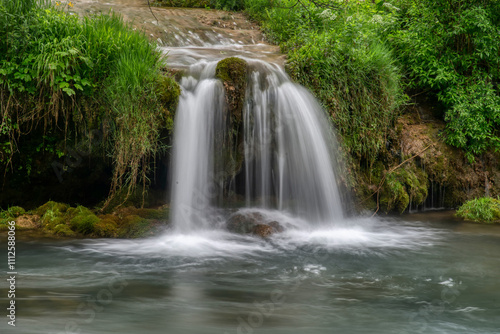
0;202;169;238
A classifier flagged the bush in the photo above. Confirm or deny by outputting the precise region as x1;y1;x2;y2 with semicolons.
245;0;404;169
0;0;180;208
391;0;500;161
457;197;500;223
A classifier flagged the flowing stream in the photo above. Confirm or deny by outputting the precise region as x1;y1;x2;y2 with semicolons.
2;3;499;334
5;213;500;334
170;59;344;232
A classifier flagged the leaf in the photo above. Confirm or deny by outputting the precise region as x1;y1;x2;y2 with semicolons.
62;87;75;96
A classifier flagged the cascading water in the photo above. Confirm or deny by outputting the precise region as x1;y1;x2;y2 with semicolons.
170;59;345;232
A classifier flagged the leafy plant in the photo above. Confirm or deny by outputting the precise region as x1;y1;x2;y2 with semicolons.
456;197;500;223
0;0;180;207
390;0;500;161
245;0;405;168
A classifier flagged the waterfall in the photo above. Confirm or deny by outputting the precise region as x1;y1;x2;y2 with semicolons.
170;59;345;232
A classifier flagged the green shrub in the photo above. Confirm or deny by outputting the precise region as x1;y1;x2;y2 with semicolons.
0;1;180;208
244;0;404;168
457;197;500;223
391;0;500;161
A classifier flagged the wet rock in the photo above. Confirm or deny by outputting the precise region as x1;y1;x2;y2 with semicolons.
226;212;284;237
215;57;247;126
215;57;248;194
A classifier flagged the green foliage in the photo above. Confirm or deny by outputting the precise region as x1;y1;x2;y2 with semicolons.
0;1;180;207
213;0;245;10
391;0;500;160
245;0;404;168
7;206;25;217
456;197;500;223
381;163;428;213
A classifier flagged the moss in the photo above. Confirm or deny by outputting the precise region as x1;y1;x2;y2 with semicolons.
215;57;247;125
69;206;100;235
35;201;69;216
133;207;169;220
379;162;428;213
156;74;181;111
94;219;118;237
0;218;11;231
456;197;500;224
53;224;76;237
117;215;159;238
41;212;66;230
7;206;25;217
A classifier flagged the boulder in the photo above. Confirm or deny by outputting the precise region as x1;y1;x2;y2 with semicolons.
226;211;284;237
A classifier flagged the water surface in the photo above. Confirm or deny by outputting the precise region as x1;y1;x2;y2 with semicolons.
3;212;500;334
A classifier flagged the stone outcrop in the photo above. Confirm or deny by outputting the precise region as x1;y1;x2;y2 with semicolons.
226;211;284;238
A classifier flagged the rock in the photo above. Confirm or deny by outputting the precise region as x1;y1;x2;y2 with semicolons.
214;57;247;189
268;221;284;233
253;224;273;237
226;211;284;237
215;57;247;128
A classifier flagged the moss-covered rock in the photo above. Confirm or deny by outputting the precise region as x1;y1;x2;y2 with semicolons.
156;74;181;134
69;206;100;235
94;217;118;237
226;211;284;237
53;224;76;237
1;202;169;238
377;161;428;213
35;201;69;216
215;57;247;125
214;57;248;193
117;215;159;238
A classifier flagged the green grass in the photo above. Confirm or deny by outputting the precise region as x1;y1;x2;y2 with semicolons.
0;0;179;208
456;197;500;223
244;0;405;169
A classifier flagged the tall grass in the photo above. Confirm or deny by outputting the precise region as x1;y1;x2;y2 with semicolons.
0;0;179;208
245;0;405;169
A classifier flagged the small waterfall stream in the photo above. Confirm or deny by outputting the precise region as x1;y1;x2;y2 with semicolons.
169;58;345;231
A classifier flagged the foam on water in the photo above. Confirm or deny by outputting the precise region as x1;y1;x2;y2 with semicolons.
78;215;443;259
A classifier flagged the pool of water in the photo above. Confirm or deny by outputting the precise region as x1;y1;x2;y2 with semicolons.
2;212;500;334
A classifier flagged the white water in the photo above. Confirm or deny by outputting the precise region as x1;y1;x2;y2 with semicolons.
169;59;345;232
